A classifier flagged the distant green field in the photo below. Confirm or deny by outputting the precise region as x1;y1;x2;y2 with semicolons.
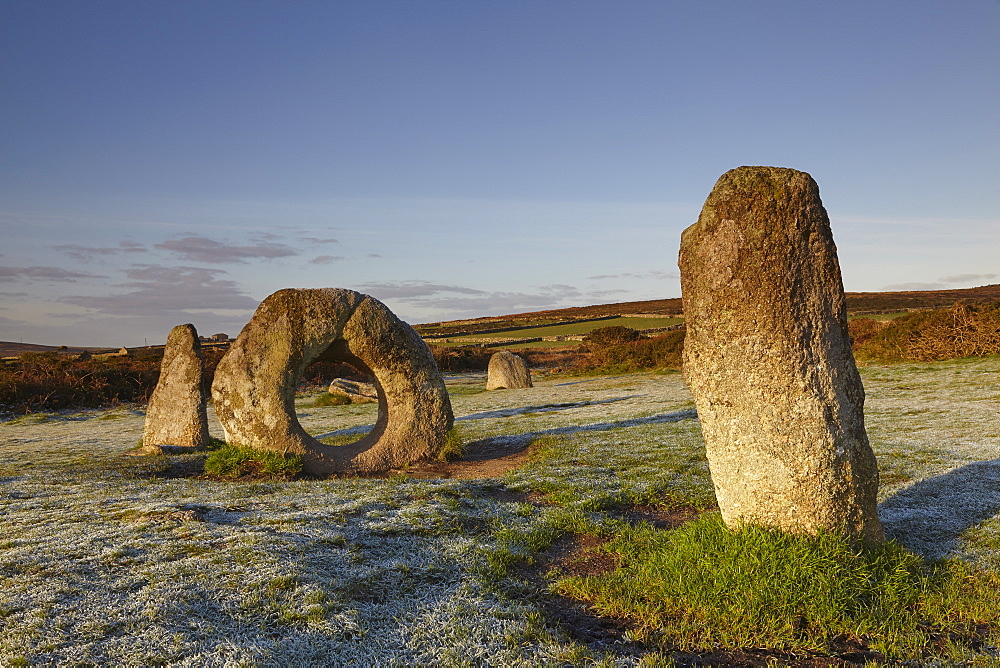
848;312;910;321
499;340;578;349
426;316;684;347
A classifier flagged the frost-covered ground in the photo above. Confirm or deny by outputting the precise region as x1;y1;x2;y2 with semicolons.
1;359;999;665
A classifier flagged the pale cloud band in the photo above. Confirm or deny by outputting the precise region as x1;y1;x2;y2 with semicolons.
0;266;105;281
53;241;148;261
883;273;998;292
153;237;298;263
310;255;346;265
587;270;678;281
60;265;258;317
358;281;626;320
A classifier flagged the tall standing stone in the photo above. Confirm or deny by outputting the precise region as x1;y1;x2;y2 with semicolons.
486;350;533;390
140;323;210;453
678;166;882;542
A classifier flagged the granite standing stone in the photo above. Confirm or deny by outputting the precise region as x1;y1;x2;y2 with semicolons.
139;324;210;453
328;378;379;404
678;166;882;542
211;288;453;474
486;351;533;390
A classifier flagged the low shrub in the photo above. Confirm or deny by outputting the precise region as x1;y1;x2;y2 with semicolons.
855;302;1000;361
576;329;685;374
582;325;646;347
429;346;493;372
0;347;363;414
847;317;891;347
298;360;367;388
203;443;303;479
0;352;162;413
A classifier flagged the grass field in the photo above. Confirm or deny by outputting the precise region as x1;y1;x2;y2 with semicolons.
1;359;999;664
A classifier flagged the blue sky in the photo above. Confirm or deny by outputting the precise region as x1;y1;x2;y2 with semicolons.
1;0;997;347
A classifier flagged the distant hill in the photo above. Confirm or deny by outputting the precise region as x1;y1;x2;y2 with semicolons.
6;284;999;354
844;283;1000;312
0;342;114;358
415;284;1000;335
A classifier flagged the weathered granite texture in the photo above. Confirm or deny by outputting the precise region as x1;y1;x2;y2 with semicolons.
211;288;453;474
486;351;533;390
678;166;882;542
328;378;378;404
140;323;210;454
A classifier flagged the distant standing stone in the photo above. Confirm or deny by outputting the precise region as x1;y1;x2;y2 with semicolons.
486;351;533;390
139;324;210;454
678;166;882;542
328;378;379;404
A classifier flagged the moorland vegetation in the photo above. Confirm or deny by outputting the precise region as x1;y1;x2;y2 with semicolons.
4;299;1000;415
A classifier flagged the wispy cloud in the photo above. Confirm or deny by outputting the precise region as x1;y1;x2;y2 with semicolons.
938;273;997;284
154;237;298;263
53;241;148;261
357;281;488;300
883;273;999;292
251;232;284;242
61;264;258;316
0;266;105;282
587;270;678;280
302;236;340;245
881;282;948;291
359;281;626;319
310;255;346;265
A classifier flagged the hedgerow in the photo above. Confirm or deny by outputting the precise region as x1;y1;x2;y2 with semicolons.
575;329;685;374
854;302;1000;361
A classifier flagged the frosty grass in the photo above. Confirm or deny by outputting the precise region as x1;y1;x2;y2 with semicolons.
1;358;999;665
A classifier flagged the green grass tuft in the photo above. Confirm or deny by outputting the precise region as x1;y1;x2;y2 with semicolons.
314;392;352;407
203;443;303;479
435;426;467;462
555;514;1000;659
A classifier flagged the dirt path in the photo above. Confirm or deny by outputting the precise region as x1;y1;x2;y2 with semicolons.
393;436;539;479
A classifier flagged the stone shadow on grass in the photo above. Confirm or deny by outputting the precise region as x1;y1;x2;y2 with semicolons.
879;458;1000;560
455;396;642;422
312;396;657;441
459;409;698;461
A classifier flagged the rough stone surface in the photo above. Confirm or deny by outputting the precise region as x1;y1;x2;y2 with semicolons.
212;288;453;474
486;351;533;390
139;324;210;454
678;166;883;542
328;378;378;404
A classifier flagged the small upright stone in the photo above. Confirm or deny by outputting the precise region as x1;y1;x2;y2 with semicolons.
678;166;882;542
486;351;532;390
140;324;210;453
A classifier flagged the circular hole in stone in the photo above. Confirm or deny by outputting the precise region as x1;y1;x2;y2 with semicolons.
303;340;382;450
